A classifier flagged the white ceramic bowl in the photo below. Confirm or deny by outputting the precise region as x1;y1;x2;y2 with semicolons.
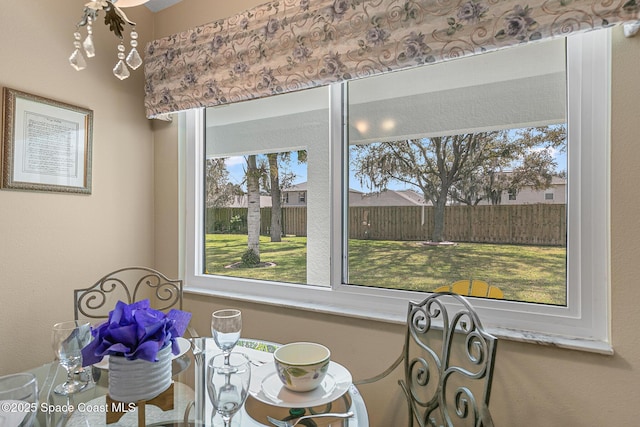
273;342;331;392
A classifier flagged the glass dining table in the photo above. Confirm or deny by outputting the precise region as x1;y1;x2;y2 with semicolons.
28;337;368;427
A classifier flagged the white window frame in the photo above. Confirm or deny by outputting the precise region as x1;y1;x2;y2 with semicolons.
183;29;611;354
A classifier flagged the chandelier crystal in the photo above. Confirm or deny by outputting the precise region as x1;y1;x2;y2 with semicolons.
69;0;145;80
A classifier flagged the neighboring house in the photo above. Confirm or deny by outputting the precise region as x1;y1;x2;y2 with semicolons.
281;183;308;206
498;176;566;205
225;177;565;208
281;182;428;207
349;189;427;207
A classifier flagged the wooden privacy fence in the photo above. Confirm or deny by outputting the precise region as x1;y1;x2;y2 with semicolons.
350;204;566;246
205;207;306;236
206;204;566;246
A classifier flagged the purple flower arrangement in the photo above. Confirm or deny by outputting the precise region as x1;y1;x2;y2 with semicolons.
81;299;192;365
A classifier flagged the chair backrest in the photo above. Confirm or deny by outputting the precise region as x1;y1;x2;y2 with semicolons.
434;279;504;299
399;292;498;427
74;267;183;322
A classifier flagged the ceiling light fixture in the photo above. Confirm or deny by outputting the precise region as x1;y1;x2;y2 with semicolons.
69;0;148;80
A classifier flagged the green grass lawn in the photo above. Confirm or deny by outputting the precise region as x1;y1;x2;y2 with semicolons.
205;234;308;283
205;234;566;305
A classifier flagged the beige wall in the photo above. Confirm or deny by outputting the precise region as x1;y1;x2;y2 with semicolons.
152;2;640;426
0;2;156;372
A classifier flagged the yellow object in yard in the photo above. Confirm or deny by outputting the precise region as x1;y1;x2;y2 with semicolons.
434;279;504;299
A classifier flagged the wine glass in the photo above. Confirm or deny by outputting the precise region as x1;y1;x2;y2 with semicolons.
211;309;242;365
0;372;38;427
207;353;251;427
51;320;92;395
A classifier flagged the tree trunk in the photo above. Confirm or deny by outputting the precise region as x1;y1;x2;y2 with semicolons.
432;199;446;242
246;155;261;259
431;185;450;242
268;153;282;242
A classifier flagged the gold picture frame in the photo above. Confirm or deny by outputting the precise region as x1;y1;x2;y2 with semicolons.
1;87;93;194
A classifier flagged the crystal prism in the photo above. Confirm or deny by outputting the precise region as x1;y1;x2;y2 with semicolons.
69;49;87;71
113;60;130;80
126;48;143;70
83;35;95;58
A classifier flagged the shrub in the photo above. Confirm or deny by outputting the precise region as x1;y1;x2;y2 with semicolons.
241;248;260;267
230;215;244;233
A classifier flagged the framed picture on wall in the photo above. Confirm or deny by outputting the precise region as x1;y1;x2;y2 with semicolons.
1;87;93;194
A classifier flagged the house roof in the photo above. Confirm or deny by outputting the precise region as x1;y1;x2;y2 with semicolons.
350;189;427;207
284;181;426;206
284;182;307;192
499;171;567;186
284;182;363;194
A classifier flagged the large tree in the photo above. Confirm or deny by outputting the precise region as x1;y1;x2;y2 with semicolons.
205;158;242;208
351;126;566;242
267;153;283;242
266;150;307;242
452;126;566;205
241;150;307;263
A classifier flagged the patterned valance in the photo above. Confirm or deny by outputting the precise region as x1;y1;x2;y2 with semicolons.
144;0;639;118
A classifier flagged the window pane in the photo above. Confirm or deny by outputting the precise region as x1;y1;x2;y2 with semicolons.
347;38;567;305
203;87;330;285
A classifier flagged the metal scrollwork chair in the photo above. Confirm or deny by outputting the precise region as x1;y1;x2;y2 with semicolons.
72;267;196;426
74;266;185;323
356;292;498;427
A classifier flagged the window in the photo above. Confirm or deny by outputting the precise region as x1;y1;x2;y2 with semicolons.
200;89;327;285
545;192;554;200
347;41;568;304
184;29;611;353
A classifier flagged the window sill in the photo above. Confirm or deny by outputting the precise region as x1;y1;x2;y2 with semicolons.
489;327;613;355
183;284;613;356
